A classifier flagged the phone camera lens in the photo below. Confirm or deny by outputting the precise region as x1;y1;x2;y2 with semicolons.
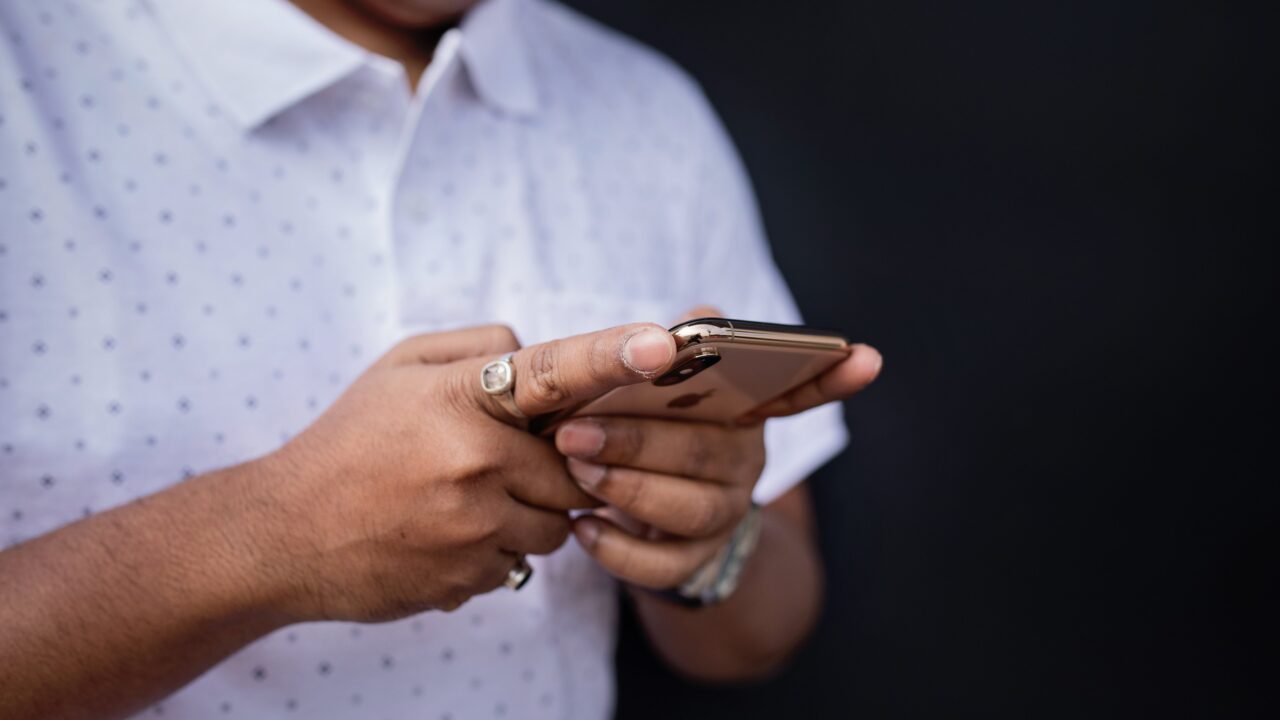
653;348;720;386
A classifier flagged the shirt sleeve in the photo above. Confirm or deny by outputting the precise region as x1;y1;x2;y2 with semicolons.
681;86;850;506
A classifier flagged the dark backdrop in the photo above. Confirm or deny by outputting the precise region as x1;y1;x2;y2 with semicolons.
560;1;1274;717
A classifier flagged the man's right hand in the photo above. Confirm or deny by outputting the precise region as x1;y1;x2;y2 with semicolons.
0;321;676;719
249;322;678;622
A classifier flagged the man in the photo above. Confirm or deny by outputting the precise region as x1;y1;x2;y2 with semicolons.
0;0;882;717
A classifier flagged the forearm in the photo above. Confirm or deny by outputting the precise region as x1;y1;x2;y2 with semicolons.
0;460;296;720
628;489;824;683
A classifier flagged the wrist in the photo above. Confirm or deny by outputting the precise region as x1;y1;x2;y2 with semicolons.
178;457;314;627
647;504;764;608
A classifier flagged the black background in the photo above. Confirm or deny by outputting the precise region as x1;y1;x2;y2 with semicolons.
561;1;1275;717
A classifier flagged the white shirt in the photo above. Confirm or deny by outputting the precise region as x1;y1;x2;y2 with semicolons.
0;0;849;717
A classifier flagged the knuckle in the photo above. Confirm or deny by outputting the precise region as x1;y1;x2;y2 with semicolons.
586;331;621;383
612;422;645;464
391;333;425;356
441;365;482;415
487;324;519;350
612;538;642;580
736;428;767;478
480;563;509;593
655;558;694;590
450;442;499;483
686;437;718;478
554;517;572;548
448;565;483;598
437;596;467;613
469;510;503;544
594;466;638;508
423;494;464;543
525;343;570;407
684;492;727;537
467;563;493;591
433;486;471;523
386;337;413;361
539;515;573;554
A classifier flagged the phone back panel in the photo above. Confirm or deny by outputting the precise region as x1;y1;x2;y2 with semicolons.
569;342;848;423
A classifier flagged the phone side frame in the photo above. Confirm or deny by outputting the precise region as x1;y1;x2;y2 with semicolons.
674;317;850;353
528;318;849;435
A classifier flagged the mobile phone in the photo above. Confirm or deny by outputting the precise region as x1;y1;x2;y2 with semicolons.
530;317;851;434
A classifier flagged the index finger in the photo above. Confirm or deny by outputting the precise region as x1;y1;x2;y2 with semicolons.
468;322;677;422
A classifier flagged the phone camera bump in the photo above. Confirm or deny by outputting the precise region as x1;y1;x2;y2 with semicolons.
653;347;720;386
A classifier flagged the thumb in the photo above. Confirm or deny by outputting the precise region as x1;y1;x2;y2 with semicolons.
461;322;678;426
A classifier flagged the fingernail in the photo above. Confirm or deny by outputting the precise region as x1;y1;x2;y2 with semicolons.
566;458;606;489
558;420;605;458
869;346;884;377
574;517;601;550
622;327;674;375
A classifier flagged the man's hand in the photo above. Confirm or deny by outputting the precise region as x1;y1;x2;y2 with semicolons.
550;307;882;682
553;308;882;590
256;321;680;621
0;320;679;720
555;416;766;587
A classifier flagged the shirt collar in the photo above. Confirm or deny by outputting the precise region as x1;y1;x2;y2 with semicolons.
460;0;540;118
148;0;539;131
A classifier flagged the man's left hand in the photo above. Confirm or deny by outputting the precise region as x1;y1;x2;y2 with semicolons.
556;415;766;589
554;307;882;590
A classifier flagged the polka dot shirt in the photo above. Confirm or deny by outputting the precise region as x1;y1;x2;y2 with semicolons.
0;0;849;717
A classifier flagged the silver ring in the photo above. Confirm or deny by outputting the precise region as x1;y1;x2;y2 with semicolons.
480;352;526;420
503;556;533;590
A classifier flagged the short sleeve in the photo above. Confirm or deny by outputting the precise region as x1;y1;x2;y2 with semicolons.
681;88;849;505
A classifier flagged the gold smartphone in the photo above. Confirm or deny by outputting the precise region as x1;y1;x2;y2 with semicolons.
531;317;851;434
